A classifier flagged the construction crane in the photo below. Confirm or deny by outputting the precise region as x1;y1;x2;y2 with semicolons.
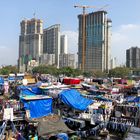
74;5;109;71
74;5;97;71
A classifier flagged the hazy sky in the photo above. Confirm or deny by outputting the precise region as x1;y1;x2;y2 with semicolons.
0;0;140;66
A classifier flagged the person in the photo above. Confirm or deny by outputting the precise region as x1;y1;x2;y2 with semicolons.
4;81;9;94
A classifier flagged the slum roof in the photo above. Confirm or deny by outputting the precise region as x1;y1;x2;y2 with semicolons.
37;115;74;136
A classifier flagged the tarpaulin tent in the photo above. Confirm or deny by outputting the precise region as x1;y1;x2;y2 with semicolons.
59;89;93;111
63;78;80;85
8;76;15;82
125;96;136;102
128;96;140;103
18;85;42;96
20;95;52;119
0;77;4;85
37;115;73;136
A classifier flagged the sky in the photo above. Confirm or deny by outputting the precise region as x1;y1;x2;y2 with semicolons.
0;0;140;66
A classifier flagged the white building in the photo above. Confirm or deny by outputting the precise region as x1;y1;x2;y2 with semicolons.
40;54;55;66
59;54;75;68
110;57;117;69
60;35;68;54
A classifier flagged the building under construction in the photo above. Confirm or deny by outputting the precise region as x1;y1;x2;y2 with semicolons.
78;10;112;72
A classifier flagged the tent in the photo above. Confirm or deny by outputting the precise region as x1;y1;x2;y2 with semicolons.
128;96;140;103
63;78;80;85
0;77;4;85
59;89;93;111
18;85;42;96
8;76;15;82
131;96;140;102
37;115;73;136
125;96;136;102
20;95;52;119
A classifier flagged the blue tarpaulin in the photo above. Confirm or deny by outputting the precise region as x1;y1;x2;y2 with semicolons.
21;96;52;118
131;97;140;102
18;85;42;96
8;76;15;81
125;96;136;102
0;77;4;85
59;89;93;111
128;96;140;103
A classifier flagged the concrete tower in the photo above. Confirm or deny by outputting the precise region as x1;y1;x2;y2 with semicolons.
19;18;43;72
43;24;60;68
60;35;68;54
78;11;112;72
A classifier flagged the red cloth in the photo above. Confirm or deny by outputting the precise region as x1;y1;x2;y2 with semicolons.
63;78;80;85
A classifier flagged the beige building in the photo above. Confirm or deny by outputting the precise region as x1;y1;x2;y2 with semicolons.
18;18;43;72
59;53;75;68
40;53;55;66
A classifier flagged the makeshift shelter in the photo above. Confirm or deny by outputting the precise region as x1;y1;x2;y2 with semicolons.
0;77;4;85
128;96;140;103
59;89;93;111
18;85;42;96
37;115;73;136
63;78;80;85
20;95;52;119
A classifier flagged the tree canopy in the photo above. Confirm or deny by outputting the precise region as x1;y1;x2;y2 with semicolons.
108;67;131;78
32;65;82;77
0;65;18;75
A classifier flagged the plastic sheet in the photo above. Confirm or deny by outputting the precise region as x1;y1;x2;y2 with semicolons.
21;98;52;118
59;89;93;111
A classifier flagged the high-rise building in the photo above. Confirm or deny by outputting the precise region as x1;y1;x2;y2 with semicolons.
126;47;140;68
110;57;117;69
19;18;43;72
59;54;75;68
40;54;55;66
60;35;68;54
78;11;112;72
43;24;60;68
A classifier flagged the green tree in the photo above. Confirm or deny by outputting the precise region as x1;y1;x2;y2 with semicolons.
83;71;92;77
108;67;131;78
92;70;108;78
0;65;18;75
32;65;47;74
59;67;74;77
0;68;9;75
32;65;58;76
73;69;82;77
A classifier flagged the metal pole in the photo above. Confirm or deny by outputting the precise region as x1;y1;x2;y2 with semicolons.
82;7;86;71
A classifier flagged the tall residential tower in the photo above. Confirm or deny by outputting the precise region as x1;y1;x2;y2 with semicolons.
43;24;60;68
19;18;43;72
78;11;112;72
60;35;68;54
126;47;140;68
